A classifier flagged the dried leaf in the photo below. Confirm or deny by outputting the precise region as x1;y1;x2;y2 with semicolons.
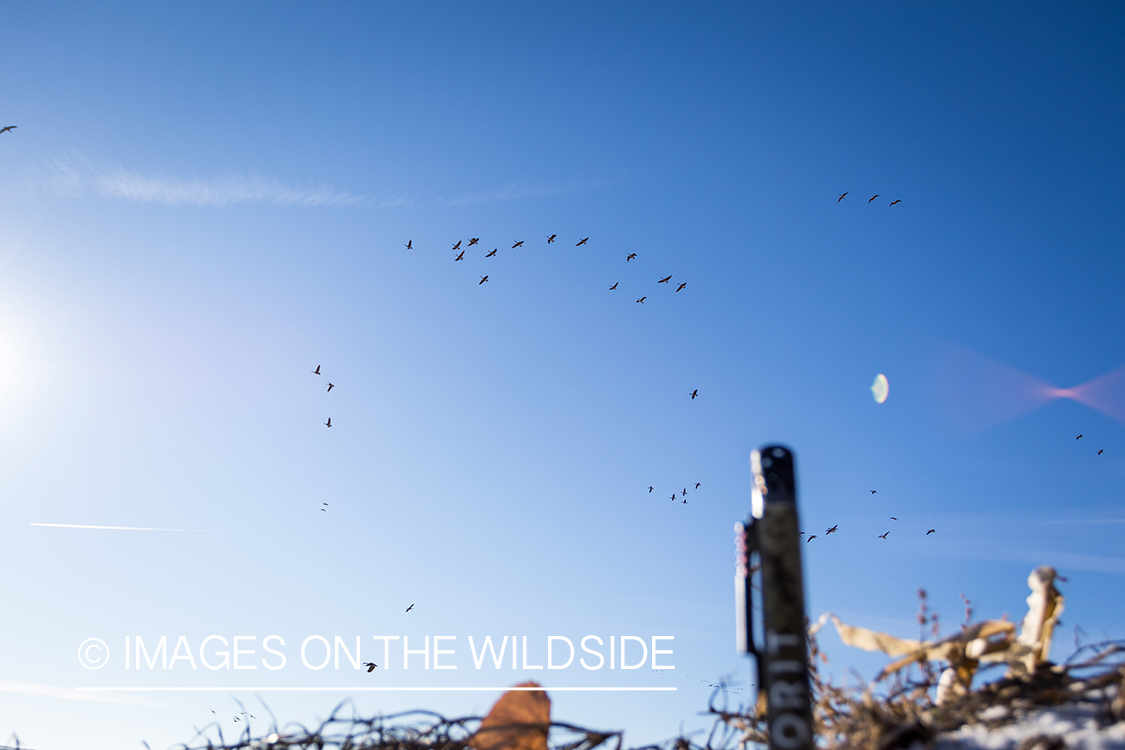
469;681;551;750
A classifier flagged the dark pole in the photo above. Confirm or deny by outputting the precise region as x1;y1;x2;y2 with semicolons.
738;444;814;750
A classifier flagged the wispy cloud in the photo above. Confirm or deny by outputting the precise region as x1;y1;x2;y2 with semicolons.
0;678;162;706
46;154;409;208
31;522;221;532
444;176;619;207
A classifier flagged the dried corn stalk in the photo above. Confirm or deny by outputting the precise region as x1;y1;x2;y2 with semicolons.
810;566;1064;704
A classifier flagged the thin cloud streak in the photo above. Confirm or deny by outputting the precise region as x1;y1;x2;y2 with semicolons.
31;523;220;532
445;176;619;206
0;679;162;706
47;154;409;208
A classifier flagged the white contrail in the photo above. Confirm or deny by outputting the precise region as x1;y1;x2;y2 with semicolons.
46;153;406;208
31;523;218;532
0;679;162;705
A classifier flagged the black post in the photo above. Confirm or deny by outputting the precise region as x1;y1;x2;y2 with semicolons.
737;444;813;750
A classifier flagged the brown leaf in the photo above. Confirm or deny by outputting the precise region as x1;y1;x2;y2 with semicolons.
469;681;551;750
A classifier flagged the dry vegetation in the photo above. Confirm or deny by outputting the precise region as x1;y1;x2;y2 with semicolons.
4;569;1120;750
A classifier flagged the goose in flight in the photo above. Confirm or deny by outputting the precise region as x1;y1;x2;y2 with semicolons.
636;296;646;303
838;192;848;202
454;250;465;261
312;365;321;375
676;283;686;292
363;662;378;672
326;382;335;392
468;238;479;246
485;248;497;257
576;237;589;246
325;418;332;428
868;195;879;203
889;199;901;206
512;240;524;248
626;253;637;261
547;234;557;243
658;275;672;284
452;240;462;250
405;240;412;250
0;126;16;134
690;389;698;399
926;529;936;535
879;531;890;539
609;282;618;290
406;603;415;613
479;275;488;285
825;525;838;534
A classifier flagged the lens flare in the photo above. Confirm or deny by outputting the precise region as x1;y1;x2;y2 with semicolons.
937;343;1125;432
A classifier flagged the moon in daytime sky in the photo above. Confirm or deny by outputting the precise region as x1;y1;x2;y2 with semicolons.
871;373;889;404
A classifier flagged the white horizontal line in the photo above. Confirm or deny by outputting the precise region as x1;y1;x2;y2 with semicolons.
31;523;217;532
76;686;675;692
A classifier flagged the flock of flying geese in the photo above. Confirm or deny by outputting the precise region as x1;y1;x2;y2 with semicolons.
406;233;689;302
800;488;937;544
802;432;1105;544
838;192;901;206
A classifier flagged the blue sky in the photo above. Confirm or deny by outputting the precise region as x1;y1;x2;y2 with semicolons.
2;3;1125;748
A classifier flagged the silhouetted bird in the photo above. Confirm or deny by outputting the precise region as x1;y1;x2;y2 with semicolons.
838;192;848;202
826;525;838;534
313;365;321;375
879;531;890;539
0;126;15;134
676;283;686;292
890;516;897;520
406;604;414;613
695;482;701;489
682;498;686;504
868;195;879;203
405;240;412;250
1098;449;1104;455
626;253;637;261
453;240;462;250
468;238;479;246
658;275;672;284
636;296;646;303
325;418;332;428
454;250;465;261
576;237;589;246
485;248;497;257
609;282;618;290
1077;434;1083;439
648;486;653;493
547;234;557;243
691;389;698;399
670;494;676;501
363;662;378;672
479;275;488;285
889;200;901;206
870;490;877;494
327;383;335;392
926;529;936;535
683;488;688;496
807;535;817;542
512;240;524;248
